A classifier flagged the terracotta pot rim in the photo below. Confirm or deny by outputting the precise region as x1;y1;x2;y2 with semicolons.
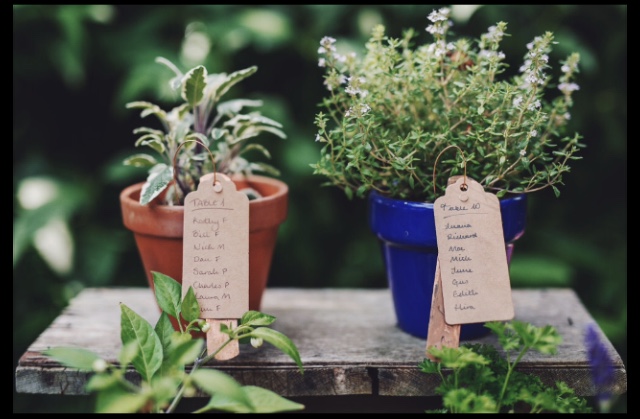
120;174;288;211
120;175;288;237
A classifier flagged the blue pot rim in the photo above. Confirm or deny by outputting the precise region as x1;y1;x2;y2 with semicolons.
368;190;527;248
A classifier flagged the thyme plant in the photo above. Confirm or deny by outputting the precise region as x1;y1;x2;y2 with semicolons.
312;8;583;202
43;272;304;413
125;57;286;205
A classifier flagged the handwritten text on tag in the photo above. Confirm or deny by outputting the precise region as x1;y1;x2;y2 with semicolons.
181;173;249;319
434;177;514;325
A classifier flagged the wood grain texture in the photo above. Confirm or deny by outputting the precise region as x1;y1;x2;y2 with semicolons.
15;287;627;397
425;261;461;361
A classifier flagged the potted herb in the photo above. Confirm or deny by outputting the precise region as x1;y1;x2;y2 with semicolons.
120;57;288;320
312;9;583;339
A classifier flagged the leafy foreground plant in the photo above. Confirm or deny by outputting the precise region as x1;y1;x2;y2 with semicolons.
419;320;592;413
42;272;304;413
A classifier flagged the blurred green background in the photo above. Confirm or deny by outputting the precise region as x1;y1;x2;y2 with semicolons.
14;5;626;413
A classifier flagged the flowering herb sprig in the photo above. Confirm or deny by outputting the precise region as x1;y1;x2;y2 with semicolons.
584;322;617;413
312;8;584;201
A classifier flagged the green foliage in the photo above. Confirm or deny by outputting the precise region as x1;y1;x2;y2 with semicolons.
312;8;584;202
42;271;305;413
419;320;591;413
126;57;286;205
12;5;627;413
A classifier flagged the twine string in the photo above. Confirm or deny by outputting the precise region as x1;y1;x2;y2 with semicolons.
432;145;468;196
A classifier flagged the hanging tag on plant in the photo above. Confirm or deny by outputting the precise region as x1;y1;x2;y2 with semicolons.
182;173;249;359
434;176;514;325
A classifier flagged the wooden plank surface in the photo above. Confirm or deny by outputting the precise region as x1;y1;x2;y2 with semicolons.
15;288;627;397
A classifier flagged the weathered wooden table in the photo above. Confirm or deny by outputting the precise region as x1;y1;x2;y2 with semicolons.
15;287;627;412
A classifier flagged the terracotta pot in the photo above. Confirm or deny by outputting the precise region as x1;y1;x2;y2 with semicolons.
120;175;288;317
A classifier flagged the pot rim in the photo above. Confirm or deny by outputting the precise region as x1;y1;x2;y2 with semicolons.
368;189;527;247
120;174;288;237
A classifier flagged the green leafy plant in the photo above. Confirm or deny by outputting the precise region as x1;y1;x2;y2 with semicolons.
312;7;583;201
42;271;304;413
419;320;591;413
125;57;286;206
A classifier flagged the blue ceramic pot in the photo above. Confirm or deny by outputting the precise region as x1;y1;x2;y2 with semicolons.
368;191;527;339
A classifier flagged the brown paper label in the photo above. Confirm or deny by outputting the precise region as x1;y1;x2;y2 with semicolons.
434;177;514;324
182;173;249;318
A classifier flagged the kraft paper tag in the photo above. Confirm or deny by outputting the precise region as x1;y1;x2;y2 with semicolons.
425;260;461;360
181;173;249;319
433;177;514;325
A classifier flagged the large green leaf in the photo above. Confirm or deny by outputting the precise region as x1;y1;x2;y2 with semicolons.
86;372;120;391
213;66;257;102
120;303;163;382
125;101;168;123
240;311;276;327
42;347;102;371
217;99;263;116
122;153;157;168
181;286;200;323
152;271;182;321
166;338;203;367
95;386;150;414
181;65;207;108
140;164;173;205
247;328;303;374
134;133;166;154
154;312;176;376
240;143;271;159
118;341;139;367
202;386;304;413
191;369;250;408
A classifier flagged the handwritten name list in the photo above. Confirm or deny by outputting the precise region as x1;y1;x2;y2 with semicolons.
182;173;249;319
433;177;514;325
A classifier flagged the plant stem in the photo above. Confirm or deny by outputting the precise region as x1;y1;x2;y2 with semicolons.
496;345;529;412
164;337;236;413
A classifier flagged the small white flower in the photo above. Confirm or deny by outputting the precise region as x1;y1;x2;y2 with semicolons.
318;46;326;54
320;36;336;47
485;25;504;43
527;100;541;111
526;41;534;50
92;359;108;373
558;82;580;94
561;64;571;73
426;24;446;35
338;74;347;84
427;7;450;23
530;129;538;137
251;337;264;348
519;59;532;73
335;53;346;63
318;58;326;67
564;112;571;120
519;149;527;157
513;96;524;107
315;134;321;142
